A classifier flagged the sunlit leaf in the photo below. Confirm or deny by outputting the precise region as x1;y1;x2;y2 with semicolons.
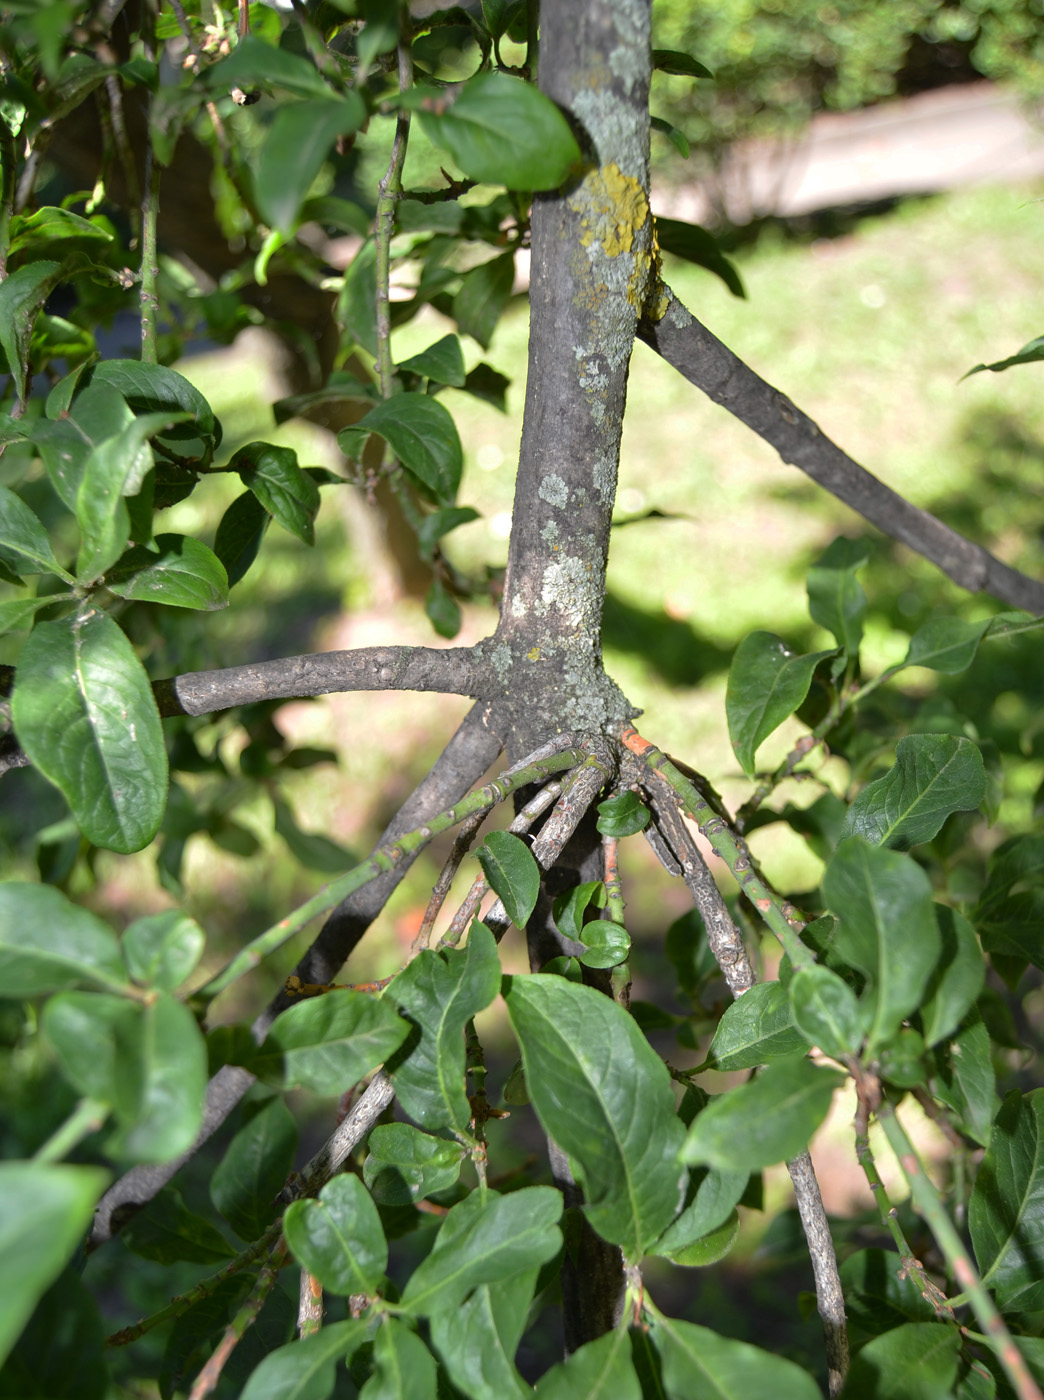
339;395;463;506
840;734;986;851
476;830;540;928
363;1123;465;1206
106;535;229;611
726;632;834;777
254;990;410;1095
706;982;806;1070
284;1173;387;1298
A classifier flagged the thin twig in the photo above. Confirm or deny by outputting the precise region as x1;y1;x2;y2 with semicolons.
414;809;488;952
189;1238;288;1399
140;143;161;363
278;1070;395;1206
32;1097;109;1163
787;1150;849;1398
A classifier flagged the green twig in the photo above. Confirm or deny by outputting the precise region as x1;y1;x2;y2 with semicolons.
32;1097;109;1163
140;142;161;364
189;1237;288;1399
620;727;814;970
194;743;587;1002
877;1104;1043;1400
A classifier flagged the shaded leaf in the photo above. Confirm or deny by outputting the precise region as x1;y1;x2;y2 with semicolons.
363;1123;465;1205
213;490;270;587
340;395;463;506
596;790;650;837
706;981;806;1070
205;33;333;99
0;1267;108;1400
931;1014;995;1147
552;881;603;942
534;1326;641;1400
651;1164;748;1260
238;1320;368;1400
339;240;378;358
841;1249;939;1336
726;632;835;777
232;443;320;545
109;992;208;1162
398;334;466;387
654;217;745;298
652;48;713;77
453;253;515;350
11;612;168;853
842;1321;960;1399
899;617;990;675
920;907;984;1049
360;1318;436;1400
789;965;864;1059
254;990;410;1095
577;919;631;969
211;1097;298;1241
681;1056;842;1171
0;484;67;578
106;535;229;611
504;974;686;1259
256;95;367;236
840;735;986;851
425;576;461;638
416;506;479;560
650;115;691;159
807;536;871;654
89;360;220;452
41;990;135;1102
0;883;127;995
476;830;540;928
284;1173;387;1298
650;1313;821;1400
461;362;510;411
429;1269;534;1400
0;260;63;401
965;334;1044;378
272;797;355;873
122;1188;235;1265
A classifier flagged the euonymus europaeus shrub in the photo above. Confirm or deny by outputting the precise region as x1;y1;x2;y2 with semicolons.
1;3;1044;1399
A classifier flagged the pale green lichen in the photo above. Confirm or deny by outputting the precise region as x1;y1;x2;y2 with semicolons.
666;296;694;329
538;473;570;509
541;521;559;543
536;555;596;630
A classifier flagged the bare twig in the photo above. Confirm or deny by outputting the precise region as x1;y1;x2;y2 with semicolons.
787;1150;849;1399
639;283;1044;613
279;1071;395;1205
140;142;160;363
189;1237;288;1399
298;1272;324;1338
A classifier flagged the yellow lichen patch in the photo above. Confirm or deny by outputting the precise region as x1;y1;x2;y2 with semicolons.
569;163;648;258
527;646;541;661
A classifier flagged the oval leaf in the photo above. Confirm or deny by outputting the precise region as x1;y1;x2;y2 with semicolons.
284;1173;387;1298
89;360;219;450
11;612;168;853
232;443;321;545
726;632;834;777
364;1123;465;1206
596;790;650;838
806;536;871;654
899;616;990;675
0;883;127;995
211;1097;298;1242
238;1320;368;1400
705;981;806;1070
430;1269;535;1400
843;1321;960;1399
577;919;631;969
534;1327;641;1400
650;1313;822;1400
788;965;863;1060
0;483;66;578
254;989;410;1094
106;535;229;610
339;394;463;507
108;992;208;1162
840;734;986;851
970;1089;1044;1311
256;95;366;236
121;910;206;991
476;830;540;929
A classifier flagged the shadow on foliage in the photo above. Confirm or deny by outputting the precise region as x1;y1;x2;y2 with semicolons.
602;590;733;686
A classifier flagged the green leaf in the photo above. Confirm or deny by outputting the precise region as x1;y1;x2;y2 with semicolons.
414;72;580;191
965;334;1044;377
0;1267;108;1400
654;217;745;299
920;907;984;1048
41;990;135;1101
480;0;526;42
652;48;713;78
89;360;220;453
0;1164;109;1369
398;334;466;387
255;95;367;236
213;490;270;587
840;735;986;851
11;612;168;853
424;577;461;639
681;1056;843;1171
789;965;863;1059
360;1318;437;1400
843;1321;960;1399
0;260;63;401
596;790;650;837
429;1270;534;1400
650;115;691;159
807;536;871;654
0;483;67;579
121;910;205;991
254;989;410;1095
503;974;686;1259
416;506;479;560
899;617;990;675
476;830;540;928
650;1313;822;1400
931;1014;995;1147
339;395;463;507
121;1188;235;1265
0;884;127;995
232;443;321;545
106;535;229;611
272;797;356;874
211;1097;298;1241
651;1164;749;1260
823;839;941;1052
840;1249;939;1335
284;1173;387;1298
461;362;510;411
108;991;208;1162
578;919;631;969
706;982;806;1070
385;922;501;1132
7;206;112;265
726;632;834;777
660;1210;740;1267
339;240;378;357
552;881;603;941
238;1320;368;1400
453;253;515;350
205;33;334;99
363;1123;465;1205
0;597;68;635
534;1326;641;1400
399;1186;562;1316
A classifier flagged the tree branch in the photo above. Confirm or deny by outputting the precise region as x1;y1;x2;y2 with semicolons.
638;283;1044;613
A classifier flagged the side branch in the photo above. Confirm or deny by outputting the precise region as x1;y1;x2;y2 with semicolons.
639;285;1044;613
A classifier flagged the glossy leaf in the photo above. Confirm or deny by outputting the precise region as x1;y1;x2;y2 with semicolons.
681;1056;843;1171
0;259;62;401
806;536;871;654
399;1186;562;1315
840;734;986;851
652;47;713;77
789;965;864;1059
233;443;321;545
823;839;940;1052
0;883;127;995
41;990;135;1102
89;360;220;450
214;490;270;587
254;989;410;1094
360;1318;436;1400
109;992;208;1162
841;1248;939;1335
398;334;466;387
106;534;229;610
11;612;168;853
429;1270;534;1400
726;632;834;776
504;974;686;1258
652;1164;749;1259
414;72;580;190
596;790;650;837
706;981;806;1070
256;95;367;236
238;1320;368;1400
931;1014;995;1147
453;253;515;350
650;1313;822;1400
534;1326;641;1400
284;1173;386;1298
385;922;500;1132
899;617;990;675
476;830;540;928
578;919;631;969
920;907;984;1048
211;1097;298;1241
0;1164;109;1369
339;395;463;507
0;483;66;578
121;910;205;991
121;1188;235;1265
843;1321;960;1399
363;1123;465;1205
552;880;603;941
